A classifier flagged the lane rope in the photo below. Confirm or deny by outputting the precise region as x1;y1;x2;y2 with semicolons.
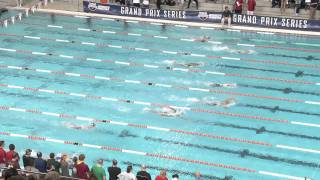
1;83;320;129
6;25;320;70
0;62;319;105
0;105;272;146
0;131;257;173
18;21;320;55
0;46;319;103
0;46;319;88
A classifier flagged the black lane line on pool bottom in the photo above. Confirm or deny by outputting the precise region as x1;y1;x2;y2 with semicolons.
239;103;320;117
263;53;320;61
144;136;320;168
212;122;320;141
238;83;320;96
216;64;320;78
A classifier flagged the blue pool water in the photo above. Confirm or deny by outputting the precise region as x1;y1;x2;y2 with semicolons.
0;11;320;179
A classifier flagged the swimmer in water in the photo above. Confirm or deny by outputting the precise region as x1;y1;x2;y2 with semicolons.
164;60;204;68
176;62;204;68
194;36;210;43
235;49;255;54
209;83;237;88
63;122;96;130
119;130;138;138
206;98;236;108
147;106;184;117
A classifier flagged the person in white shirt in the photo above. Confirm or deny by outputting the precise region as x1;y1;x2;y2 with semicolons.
118;165;137;180
142;0;149;7
133;0;140;7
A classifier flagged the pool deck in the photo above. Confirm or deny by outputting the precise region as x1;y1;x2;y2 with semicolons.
6;3;320;36
8;6;320;37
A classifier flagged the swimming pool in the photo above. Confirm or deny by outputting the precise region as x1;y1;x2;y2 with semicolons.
0;11;320;179
0;10;19;21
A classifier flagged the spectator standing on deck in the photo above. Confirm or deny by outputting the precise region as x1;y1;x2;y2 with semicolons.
233;0;243;13
221;6;232;27
22;149;35;170
5;145;19;169
8;152;20;169
35;152;47;173
76;154;90;179
60;154;69;177
6;144;18;166
157;0;161;9
91;159;106;180
22;149;39;179
0;141;6;169
280;0;288;14
47;153;60;172
155;170;168;180
108;160;121;180
136;165;151;180
142;0;149;7
247;0;256;15
187;0;199;9
295;0;302;15
118;165;136;180
70;156;78;178
310;0;319;19
133;0;140;7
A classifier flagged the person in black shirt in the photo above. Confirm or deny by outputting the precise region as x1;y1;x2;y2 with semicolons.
136;165;151;180
46;153;60;172
187;0;199;9
221;6;232;27
22;149;34;169
107;160;121;180
157;0;161;9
